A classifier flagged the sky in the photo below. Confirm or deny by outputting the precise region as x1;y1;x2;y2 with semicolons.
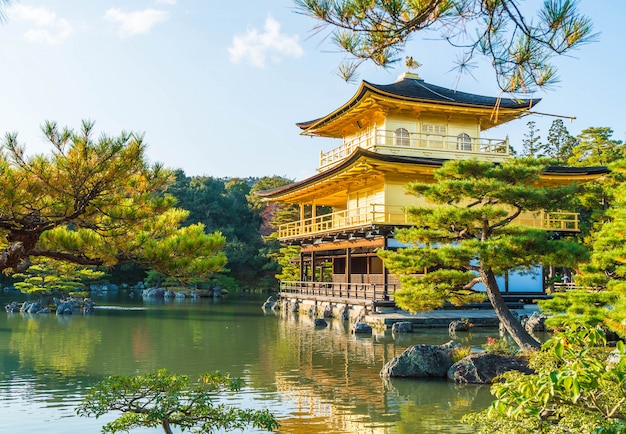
0;0;622;181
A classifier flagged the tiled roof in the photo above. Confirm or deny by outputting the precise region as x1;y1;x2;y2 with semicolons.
297;75;539;130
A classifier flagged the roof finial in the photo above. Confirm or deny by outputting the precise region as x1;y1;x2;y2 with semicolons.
405;56;422;73
396;57;422;82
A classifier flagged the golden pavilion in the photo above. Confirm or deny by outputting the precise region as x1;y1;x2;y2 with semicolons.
258;72;608;310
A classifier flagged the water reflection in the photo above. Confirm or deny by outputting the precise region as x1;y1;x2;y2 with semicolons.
0;293;496;433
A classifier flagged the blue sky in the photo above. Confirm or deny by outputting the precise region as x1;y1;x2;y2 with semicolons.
0;0;622;180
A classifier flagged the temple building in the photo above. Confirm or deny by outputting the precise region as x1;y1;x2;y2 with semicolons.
258;72;608;310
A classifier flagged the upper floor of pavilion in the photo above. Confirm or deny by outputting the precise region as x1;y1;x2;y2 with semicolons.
297;72;539;172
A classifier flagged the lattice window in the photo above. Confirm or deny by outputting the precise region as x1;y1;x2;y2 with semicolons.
457;133;472;151
421;124;447;135
394;128;410;146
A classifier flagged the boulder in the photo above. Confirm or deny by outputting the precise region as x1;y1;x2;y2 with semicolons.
523;312;547;333
288;300;299;312
447;353;533;384
143;288;164;298
56;302;73;315
380;341;460;378
261;296;277;310
83;298;95;314
352;322;372;334
5;301;20;313
449;319;470;333
26;302;43;314
314;318;328;328
391;322;413;333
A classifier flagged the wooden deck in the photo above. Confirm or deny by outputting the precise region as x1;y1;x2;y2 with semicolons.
279;281;548;311
279;281;397;307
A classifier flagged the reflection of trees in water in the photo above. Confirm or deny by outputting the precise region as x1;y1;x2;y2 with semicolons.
8;314;102;377
386;378;493;433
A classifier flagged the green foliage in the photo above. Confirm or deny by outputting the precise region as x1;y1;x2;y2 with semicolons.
13;260;105;298
0;121;226;283
539;289;617;332
167;173;278;289
451;345;472;362
482;336;519;356
521;121;546;158
463;327;626;433
76;369;279;434
294;0;596;92
545;119;578;164
558;159;626;336
381;158;587;349
568;127;624;167
273;245;301;282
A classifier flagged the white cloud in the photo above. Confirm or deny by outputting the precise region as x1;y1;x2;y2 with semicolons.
104;8;168;38
229;15;304;68
8;5;74;44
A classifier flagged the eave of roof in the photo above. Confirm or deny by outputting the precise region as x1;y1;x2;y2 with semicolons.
296;76;539;133
257;150;609;200
256;148;445;199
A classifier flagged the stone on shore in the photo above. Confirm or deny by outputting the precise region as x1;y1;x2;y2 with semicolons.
261;296;277;310
380;341;460;378
447;353;533;384
523;312;548;333
391;322;413;333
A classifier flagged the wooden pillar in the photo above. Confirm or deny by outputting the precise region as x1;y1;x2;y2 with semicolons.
383;236;389;300
311;251;316;282
299;249;304;282
346;248;351;284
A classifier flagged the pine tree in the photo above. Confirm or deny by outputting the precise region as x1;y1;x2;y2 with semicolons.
0;120;226;278
521;121;546;157
380;158;588;350
545;119;578;163
295;0;596;92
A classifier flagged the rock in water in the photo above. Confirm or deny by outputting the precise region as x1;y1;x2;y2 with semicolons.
447;353;533;384
380;341;459;378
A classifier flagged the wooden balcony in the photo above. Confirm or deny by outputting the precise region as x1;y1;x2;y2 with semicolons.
280;281;397;305
277;205;408;240
319;128;510;171
277;206;579;241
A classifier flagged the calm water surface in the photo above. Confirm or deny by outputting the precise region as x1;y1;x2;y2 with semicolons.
0;292;498;433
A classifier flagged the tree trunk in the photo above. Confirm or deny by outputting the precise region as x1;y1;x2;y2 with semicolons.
161;420;173;434
480;265;541;351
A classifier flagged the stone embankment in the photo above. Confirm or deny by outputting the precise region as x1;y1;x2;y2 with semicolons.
3;282;228;315
5;297;95;315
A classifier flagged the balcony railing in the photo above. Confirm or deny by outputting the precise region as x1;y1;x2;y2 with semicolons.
280;281;397;302
278;204;408;239
319;128;510;171
277;205;579;240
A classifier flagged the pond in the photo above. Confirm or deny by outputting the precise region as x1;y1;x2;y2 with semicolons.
0;291;499;433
